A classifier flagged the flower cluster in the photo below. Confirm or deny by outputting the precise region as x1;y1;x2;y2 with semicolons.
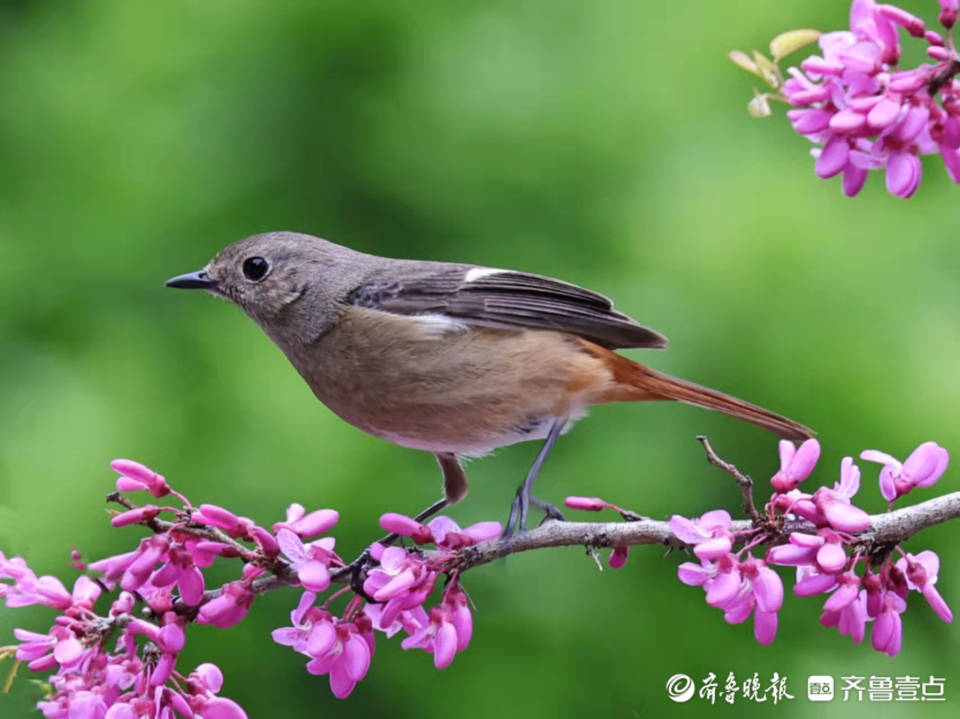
668;439;952;656
0;460;499;715
672;510;784;645
0;553;246;719
734;0;960;197
367;514;499;668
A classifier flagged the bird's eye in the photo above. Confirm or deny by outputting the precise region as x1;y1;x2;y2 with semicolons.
242;257;269;282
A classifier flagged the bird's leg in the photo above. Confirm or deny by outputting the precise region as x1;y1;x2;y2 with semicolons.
504;418;567;538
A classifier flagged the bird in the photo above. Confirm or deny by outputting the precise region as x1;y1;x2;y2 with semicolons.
166;231;814;536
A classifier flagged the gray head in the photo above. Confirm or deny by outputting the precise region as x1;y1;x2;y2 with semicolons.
166;231;376;344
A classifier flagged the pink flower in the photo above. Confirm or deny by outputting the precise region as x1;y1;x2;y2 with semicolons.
362;547;436;627
768;528;850;575
192;505;253;538
303;617;373;699
427;516;501;549
379;513;433;544
609;545;630;569
400;585;473;668
378;513;501;549
771;439;821;492
821;589;869;643
111;459;170;498
861;441;949;502
563;496;609;511
14;626;84;670
669;510;734;560
273;504;340;539
896;550;953;622
197;582;254;628
677;555;783;645
276;528;336;592
812;458;871;532
871;589;907;656
187;663;249;719
941;0;958;30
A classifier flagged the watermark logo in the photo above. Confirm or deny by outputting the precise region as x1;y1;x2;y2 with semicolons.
808;675;835;702
663;673;946;704
665;673;696;703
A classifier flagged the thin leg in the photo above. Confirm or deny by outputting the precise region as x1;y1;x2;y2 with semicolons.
504;418;566;538
413;497;449;523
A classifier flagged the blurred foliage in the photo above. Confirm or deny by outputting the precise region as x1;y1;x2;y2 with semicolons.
1;1;958;717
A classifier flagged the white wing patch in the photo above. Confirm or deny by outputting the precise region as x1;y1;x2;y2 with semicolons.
464;267;504;283
411;313;469;338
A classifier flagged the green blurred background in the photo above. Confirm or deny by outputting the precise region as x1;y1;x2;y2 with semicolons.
1;0;958;717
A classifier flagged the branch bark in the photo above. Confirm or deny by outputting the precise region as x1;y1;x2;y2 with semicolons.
445;491;960;573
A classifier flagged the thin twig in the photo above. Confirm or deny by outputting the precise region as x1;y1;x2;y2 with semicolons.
696;435;762;523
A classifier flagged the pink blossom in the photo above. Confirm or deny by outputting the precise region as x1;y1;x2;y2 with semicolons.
563;496;609;511
813;458;871;532
14;626;84;669
609;545;630;569
770;439;821;492
272;593;376;698
192;504;253;538
896;550;953;622
861;441;949;502
111;459;170;498
379;512;433;543
197;582;254;628
303;618;373;699
378;513;501;549
871;590;907;656
820;589;869;643
427;516;501;549
669;510;734;560
276;528;336;592
400;585;473;668
363;547;436;627
273;504;340;539
941;0;958;30
678;555;783;645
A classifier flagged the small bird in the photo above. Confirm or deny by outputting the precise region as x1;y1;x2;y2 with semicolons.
167;231;813;535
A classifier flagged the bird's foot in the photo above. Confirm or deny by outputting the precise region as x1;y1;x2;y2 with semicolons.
502;490;565;540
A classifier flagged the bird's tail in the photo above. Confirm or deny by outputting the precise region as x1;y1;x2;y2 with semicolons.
584;342;814;441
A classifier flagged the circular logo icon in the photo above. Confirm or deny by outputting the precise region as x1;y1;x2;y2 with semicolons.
665;673;695;703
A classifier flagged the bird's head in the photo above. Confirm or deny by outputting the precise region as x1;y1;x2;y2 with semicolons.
166;231;370;343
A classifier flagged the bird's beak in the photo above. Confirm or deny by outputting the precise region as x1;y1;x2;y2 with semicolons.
165;270;218;290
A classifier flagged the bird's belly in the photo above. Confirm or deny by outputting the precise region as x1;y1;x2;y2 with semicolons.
364;407;586;455
293;312;611;454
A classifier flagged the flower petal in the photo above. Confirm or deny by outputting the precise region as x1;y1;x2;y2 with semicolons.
433;622;458;670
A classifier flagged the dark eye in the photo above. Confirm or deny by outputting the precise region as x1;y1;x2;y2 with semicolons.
242;256;269;282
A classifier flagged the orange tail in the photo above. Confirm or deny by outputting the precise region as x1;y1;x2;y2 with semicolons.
582;341;814;441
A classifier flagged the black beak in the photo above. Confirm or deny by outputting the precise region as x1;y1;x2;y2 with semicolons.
165;270;218;290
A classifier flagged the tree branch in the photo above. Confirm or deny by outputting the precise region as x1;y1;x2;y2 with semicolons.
445;491;960;573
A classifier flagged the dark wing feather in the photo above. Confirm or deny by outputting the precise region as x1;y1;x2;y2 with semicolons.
348;265;667;349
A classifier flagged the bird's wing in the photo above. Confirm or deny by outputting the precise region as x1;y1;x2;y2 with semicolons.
347;264;667;349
